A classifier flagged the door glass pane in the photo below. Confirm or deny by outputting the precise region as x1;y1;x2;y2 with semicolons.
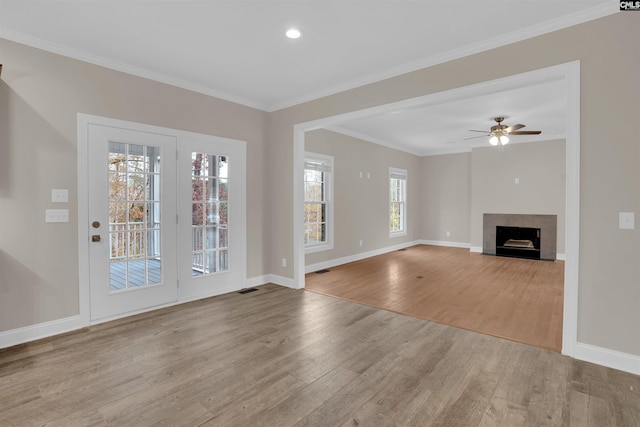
191;152;230;276
108;142;163;291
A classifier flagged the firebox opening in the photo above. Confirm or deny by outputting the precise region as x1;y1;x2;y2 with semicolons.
496;226;541;260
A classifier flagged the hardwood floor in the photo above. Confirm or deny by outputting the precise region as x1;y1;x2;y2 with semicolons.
305;245;564;352
1;284;639;426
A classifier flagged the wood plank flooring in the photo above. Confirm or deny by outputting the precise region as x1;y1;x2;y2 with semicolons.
1;284;639;426
305;245;564;352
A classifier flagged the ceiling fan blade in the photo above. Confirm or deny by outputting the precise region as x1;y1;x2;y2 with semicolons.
505;124;525;133
509;130;542;135
464;135;489;140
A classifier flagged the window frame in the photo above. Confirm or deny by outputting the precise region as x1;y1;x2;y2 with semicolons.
304;152;334;254
389;167;407;238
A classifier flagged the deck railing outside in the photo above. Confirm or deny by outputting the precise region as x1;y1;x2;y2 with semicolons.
109;222;160;260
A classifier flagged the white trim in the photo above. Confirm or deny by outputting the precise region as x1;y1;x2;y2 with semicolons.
574;343;640;376
305;241;421;274
0;29;266;111
326;125;423;156
245;275;271;288
245;274;300;290
78;114;248;325
293;61;580;362
270;4;614;111
304;152;334;254
77;116;92;327
0;316;84;350
266;274;300;290
420;240;471;249
1;5;614;113
561;61;580;358
389;167;408;237
423;240;566;260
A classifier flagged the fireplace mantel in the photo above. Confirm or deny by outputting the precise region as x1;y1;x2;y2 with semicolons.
483;213;557;261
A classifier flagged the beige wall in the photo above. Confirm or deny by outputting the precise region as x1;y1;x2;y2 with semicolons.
420;152;471;244
470;140;566;253
0;39;267;331
267;13;640;356
2;12;639;359
304;129;420;266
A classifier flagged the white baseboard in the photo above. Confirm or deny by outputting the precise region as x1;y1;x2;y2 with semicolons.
245;275;271;288
556;253;566;260
0;315;85;350
245;274;299;290
419;240;471;249
574;342;640;375
470;246;483;253
305;240;421;274
266;274;300;289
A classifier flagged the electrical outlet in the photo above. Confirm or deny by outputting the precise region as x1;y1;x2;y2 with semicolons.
359;240;363;247
282;258;287;268
619;212;635;230
446;231;451;237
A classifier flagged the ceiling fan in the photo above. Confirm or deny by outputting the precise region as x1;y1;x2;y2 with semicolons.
466;116;542;146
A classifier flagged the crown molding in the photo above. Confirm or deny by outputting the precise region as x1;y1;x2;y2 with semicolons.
0;28;268;111
1;4;614;112
325;125;423;157
268;3;616;112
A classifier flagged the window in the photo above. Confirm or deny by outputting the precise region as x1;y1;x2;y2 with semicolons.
304;153;333;253
190;153;229;275
389;168;407;237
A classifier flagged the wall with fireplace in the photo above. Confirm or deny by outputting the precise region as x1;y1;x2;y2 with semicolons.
469;139;566;256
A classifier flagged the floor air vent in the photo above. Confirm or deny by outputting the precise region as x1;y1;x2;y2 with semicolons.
238;288;258;294
315;269;331;274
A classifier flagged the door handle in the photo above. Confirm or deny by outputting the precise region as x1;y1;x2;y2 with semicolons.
92;221;101;228
91;235;101;242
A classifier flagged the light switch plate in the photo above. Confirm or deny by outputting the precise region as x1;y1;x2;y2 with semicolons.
46;209;69;223
51;189;69;203
619;212;635;230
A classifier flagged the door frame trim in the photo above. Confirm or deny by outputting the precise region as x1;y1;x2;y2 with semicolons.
78;114;247;326
292;61;580;356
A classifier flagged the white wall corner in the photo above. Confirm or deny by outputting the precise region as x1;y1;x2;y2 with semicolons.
245;275;272;289
573;342;640;376
267;274;301;289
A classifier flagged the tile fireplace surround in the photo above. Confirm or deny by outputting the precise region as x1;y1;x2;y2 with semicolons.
483;213;558;260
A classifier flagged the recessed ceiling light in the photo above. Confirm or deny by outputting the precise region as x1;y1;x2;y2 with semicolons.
285;28;301;39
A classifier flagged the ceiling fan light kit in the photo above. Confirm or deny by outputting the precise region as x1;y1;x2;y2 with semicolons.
489;135;509;146
467;116;541;147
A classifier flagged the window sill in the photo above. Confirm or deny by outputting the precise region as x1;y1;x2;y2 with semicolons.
389;231;407;239
305;243;333;254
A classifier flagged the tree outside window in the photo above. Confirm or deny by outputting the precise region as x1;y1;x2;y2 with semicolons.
389;168;407;236
304;153;333;252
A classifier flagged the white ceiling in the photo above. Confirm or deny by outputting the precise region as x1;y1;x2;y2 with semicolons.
0;1;614;154
329;79;568;156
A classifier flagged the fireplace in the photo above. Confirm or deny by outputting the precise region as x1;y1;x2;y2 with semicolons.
496;226;540;260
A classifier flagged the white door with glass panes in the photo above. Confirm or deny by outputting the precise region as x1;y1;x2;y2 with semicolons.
85;117;246;322
87;124;178;321
177;136;246;300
